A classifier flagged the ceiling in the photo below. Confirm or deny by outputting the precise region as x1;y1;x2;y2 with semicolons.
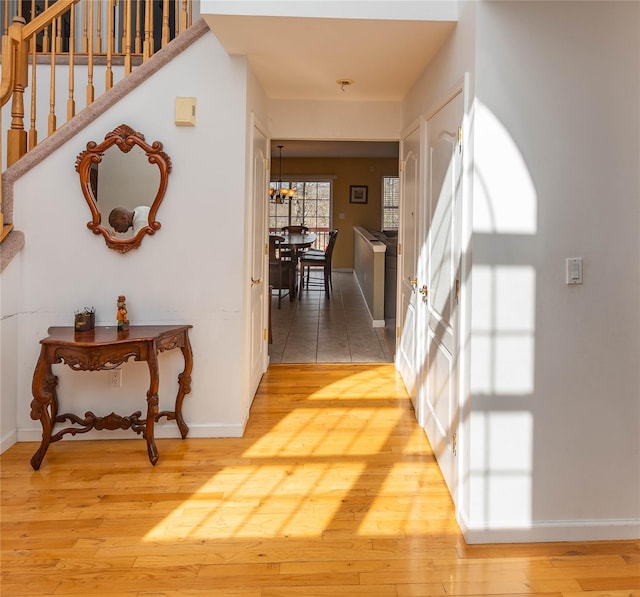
201;14;457;102
201;11;457;158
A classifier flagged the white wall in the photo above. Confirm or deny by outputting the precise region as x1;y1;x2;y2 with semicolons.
0;252;21;451
402;0;640;543
468;0;639;541
8;29;255;450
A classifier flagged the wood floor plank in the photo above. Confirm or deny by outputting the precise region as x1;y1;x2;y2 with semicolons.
1;364;638;596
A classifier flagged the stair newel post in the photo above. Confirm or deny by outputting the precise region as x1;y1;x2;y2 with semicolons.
2;2;8;35
7;17;28;168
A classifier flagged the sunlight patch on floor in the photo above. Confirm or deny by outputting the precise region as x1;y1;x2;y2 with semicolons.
143;461;367;540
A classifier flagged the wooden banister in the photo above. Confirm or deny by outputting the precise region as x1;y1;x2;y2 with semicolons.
22;0;77;40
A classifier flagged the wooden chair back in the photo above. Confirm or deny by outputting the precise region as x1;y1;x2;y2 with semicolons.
281;225;309;234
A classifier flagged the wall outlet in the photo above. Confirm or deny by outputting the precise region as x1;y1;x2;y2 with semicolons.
109;369;122;387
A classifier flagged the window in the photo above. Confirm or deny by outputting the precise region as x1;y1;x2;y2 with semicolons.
382;176;399;231
269;179;332;248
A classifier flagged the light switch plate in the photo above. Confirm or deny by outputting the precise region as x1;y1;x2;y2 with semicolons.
566;257;583;285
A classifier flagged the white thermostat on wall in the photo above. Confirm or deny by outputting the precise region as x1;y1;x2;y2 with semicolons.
566;257;583;285
175;97;196;126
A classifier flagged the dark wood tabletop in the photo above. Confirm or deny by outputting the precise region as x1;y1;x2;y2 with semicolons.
272;231;317;250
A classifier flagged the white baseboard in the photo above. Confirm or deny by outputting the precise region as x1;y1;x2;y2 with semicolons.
351;270;389;329
458;510;640;543
1;430;17;454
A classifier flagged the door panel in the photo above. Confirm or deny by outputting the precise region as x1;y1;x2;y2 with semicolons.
427;330;454;440
249;122;268;399
396;124;421;406
429;136;455;326
418;91;463;501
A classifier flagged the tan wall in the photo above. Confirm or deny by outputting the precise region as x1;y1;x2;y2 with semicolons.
279;157;398;269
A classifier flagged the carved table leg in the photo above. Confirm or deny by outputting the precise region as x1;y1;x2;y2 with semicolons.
145;351;160;465
175;331;193;438
30;347;57;470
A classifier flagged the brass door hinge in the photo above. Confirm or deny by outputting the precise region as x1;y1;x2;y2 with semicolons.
458;125;463;152
263;328;268;341
452;432;457;456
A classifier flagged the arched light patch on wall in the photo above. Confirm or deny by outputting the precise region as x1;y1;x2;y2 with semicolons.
473;101;537;235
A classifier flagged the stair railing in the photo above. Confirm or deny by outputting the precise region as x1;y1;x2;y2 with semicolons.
0;0;195;242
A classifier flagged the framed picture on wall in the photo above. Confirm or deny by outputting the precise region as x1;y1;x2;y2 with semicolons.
350;185;368;204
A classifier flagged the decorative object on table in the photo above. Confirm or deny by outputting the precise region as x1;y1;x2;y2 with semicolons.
349;185;368;204
116;295;129;331
74;307;95;332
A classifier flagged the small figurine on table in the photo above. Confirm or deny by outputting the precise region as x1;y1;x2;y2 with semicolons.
117;295;129;331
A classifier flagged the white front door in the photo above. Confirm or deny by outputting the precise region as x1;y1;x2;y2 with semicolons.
248;120;268;398
417;91;464;499
396;122;422;407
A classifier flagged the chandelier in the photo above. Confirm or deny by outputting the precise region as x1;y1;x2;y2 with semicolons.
269;145;296;204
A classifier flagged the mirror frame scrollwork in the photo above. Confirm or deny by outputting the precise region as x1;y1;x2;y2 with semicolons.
75;124;172;253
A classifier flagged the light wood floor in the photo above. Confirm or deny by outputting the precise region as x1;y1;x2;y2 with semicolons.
1;364;638;596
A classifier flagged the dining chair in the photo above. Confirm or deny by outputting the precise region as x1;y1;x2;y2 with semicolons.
298;229;339;299
305;229;338;256
280;225;310;260
269;235;296;308
281;225;309;234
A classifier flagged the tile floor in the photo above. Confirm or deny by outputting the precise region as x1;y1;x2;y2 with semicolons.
269;270;396;364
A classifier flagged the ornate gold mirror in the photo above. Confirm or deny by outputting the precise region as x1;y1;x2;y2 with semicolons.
75;124;172;252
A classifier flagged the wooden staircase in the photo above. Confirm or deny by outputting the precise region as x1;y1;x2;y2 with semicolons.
0;0;196;244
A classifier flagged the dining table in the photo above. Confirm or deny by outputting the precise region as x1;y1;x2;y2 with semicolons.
270;231;317;297
271;231;317;263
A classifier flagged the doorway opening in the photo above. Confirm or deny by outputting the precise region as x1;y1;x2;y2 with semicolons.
267;140;399;364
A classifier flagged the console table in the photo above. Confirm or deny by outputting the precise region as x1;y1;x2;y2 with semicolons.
30;324;193;470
